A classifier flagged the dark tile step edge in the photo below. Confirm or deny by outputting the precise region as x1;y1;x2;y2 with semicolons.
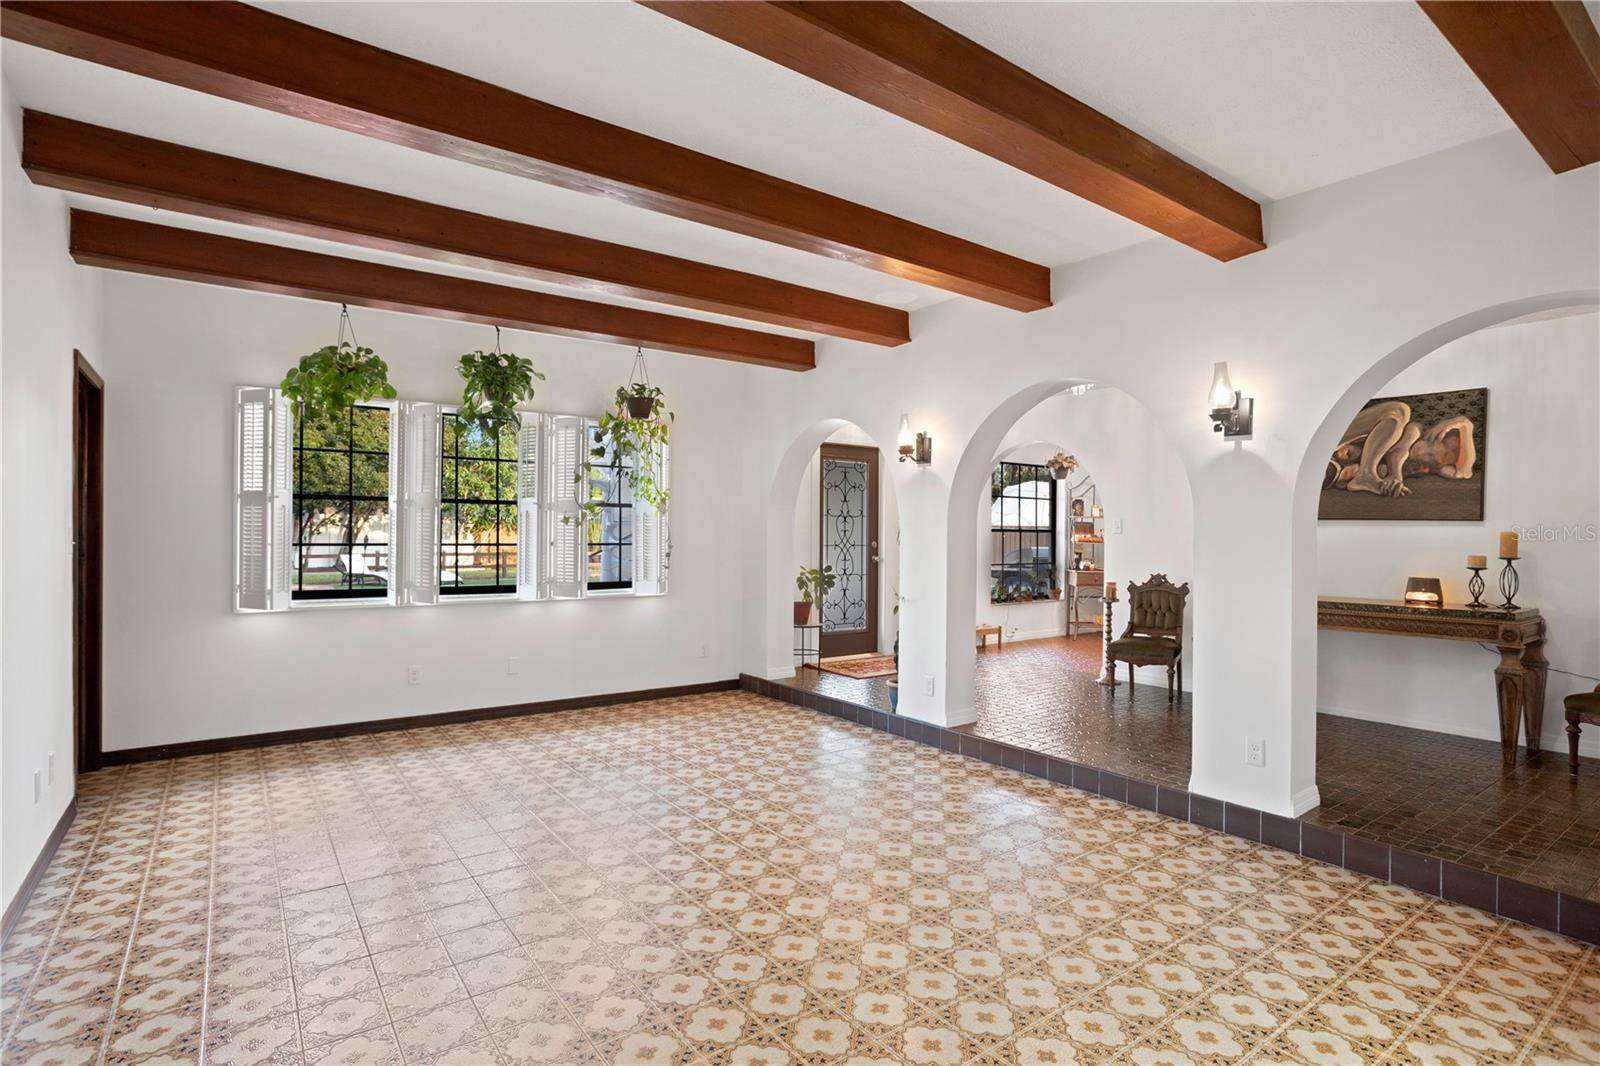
739;672;1598;947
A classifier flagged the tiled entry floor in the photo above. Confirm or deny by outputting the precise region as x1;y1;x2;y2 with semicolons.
4;691;1598;1065
784;637;1600;901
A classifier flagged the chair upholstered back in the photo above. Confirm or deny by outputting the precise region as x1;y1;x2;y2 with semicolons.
1127;574;1189;638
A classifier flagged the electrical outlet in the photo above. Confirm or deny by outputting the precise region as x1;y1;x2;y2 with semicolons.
407;666;422;685
698;643;709;659
924;676;935;697
1113;519;1124;534
507;657;521;676
33;770;41;803
1245;737;1265;767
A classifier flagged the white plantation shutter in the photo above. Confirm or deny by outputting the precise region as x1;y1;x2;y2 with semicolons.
386;402;405;605
632;440;668;596
235;387;291;612
399;402;441;605
544;414;587;600
515;415;543;601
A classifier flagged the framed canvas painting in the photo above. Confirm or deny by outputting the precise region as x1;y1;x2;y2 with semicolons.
1318;387;1487;521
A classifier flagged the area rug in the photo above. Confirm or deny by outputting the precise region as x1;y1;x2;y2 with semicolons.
818;655;898;680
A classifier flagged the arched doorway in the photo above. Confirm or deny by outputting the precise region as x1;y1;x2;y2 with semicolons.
761;419;903;704
945;382;1198;787
1291;291;1599;900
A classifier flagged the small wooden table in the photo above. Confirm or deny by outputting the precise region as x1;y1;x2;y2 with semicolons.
977;624;1003;649
1317;597;1547;761
1067;569;1104;636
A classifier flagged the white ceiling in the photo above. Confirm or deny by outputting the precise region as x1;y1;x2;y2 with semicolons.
2;1;1519;337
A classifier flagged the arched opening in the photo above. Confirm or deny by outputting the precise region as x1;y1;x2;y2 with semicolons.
1292;291;1600;901
944;381;1198;788
760;419;903;705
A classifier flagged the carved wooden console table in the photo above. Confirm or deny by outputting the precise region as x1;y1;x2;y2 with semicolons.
1317;597;1547;761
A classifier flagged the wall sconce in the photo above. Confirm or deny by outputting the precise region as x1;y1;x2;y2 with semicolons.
1403;576;1443;606
897;414;932;464
1207;362;1254;440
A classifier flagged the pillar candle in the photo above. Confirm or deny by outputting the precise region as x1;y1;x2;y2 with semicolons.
1105;581;1117;601
1499;530;1519;559
1466;554;1487;568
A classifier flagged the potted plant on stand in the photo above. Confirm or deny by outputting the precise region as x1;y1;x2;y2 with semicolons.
794;565;835;625
280;304;397;420
1049;564;1062;600
457;326;544;433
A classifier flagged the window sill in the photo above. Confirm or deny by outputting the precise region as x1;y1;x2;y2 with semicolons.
290;597;392;612
438;592;519;605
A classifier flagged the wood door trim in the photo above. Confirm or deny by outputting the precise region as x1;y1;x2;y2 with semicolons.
72;350;104;773
818;444;880;658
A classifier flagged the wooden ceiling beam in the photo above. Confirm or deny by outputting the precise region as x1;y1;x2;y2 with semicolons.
1418;1;1600;173
644;0;1264;262
1;0;1050;311
69;211;815;371
23;112;908;346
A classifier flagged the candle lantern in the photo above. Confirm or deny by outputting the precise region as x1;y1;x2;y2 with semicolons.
1403;577;1443;607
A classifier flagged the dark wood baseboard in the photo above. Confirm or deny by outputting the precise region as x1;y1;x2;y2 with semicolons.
2;797;78;949
100;679;739;766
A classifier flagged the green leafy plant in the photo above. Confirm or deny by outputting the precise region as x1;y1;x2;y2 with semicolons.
796;565;836;606
457;340;544;433
280;306;396;422
280;341;397;421
579;381;673;523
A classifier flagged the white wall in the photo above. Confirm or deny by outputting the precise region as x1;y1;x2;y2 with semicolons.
1318;311;1600;754
96;274;753;752
790;424;900;659
743;130;1597;816
1;89;103;912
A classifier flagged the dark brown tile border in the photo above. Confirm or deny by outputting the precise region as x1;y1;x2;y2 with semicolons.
1391;849;1442;896
747;673;1596;947
1190;794;1225;832
2;797;77;949
104;679;741;765
1344;835;1390;881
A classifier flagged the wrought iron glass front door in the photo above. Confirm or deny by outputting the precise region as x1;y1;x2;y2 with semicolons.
818;444;879;658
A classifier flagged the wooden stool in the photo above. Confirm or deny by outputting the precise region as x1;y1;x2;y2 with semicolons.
1565;683;1600;773
977;624;1002;649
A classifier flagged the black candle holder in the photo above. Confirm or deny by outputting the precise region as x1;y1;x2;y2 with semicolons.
1466;566;1487;609
1497;557;1520;610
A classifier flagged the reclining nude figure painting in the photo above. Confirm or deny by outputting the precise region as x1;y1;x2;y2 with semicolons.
1319;387;1487;520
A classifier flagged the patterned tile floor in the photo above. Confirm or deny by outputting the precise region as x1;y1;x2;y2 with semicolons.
3;690;1599;1065
785;638;1600;901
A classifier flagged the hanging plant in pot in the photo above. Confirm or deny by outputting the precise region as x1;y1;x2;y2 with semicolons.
279;304;396;420
577;348;672;528
457;326;544;433
1046;452;1079;480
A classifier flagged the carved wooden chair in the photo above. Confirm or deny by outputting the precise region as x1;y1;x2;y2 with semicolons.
1107;573;1189;702
1566;683;1600;773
